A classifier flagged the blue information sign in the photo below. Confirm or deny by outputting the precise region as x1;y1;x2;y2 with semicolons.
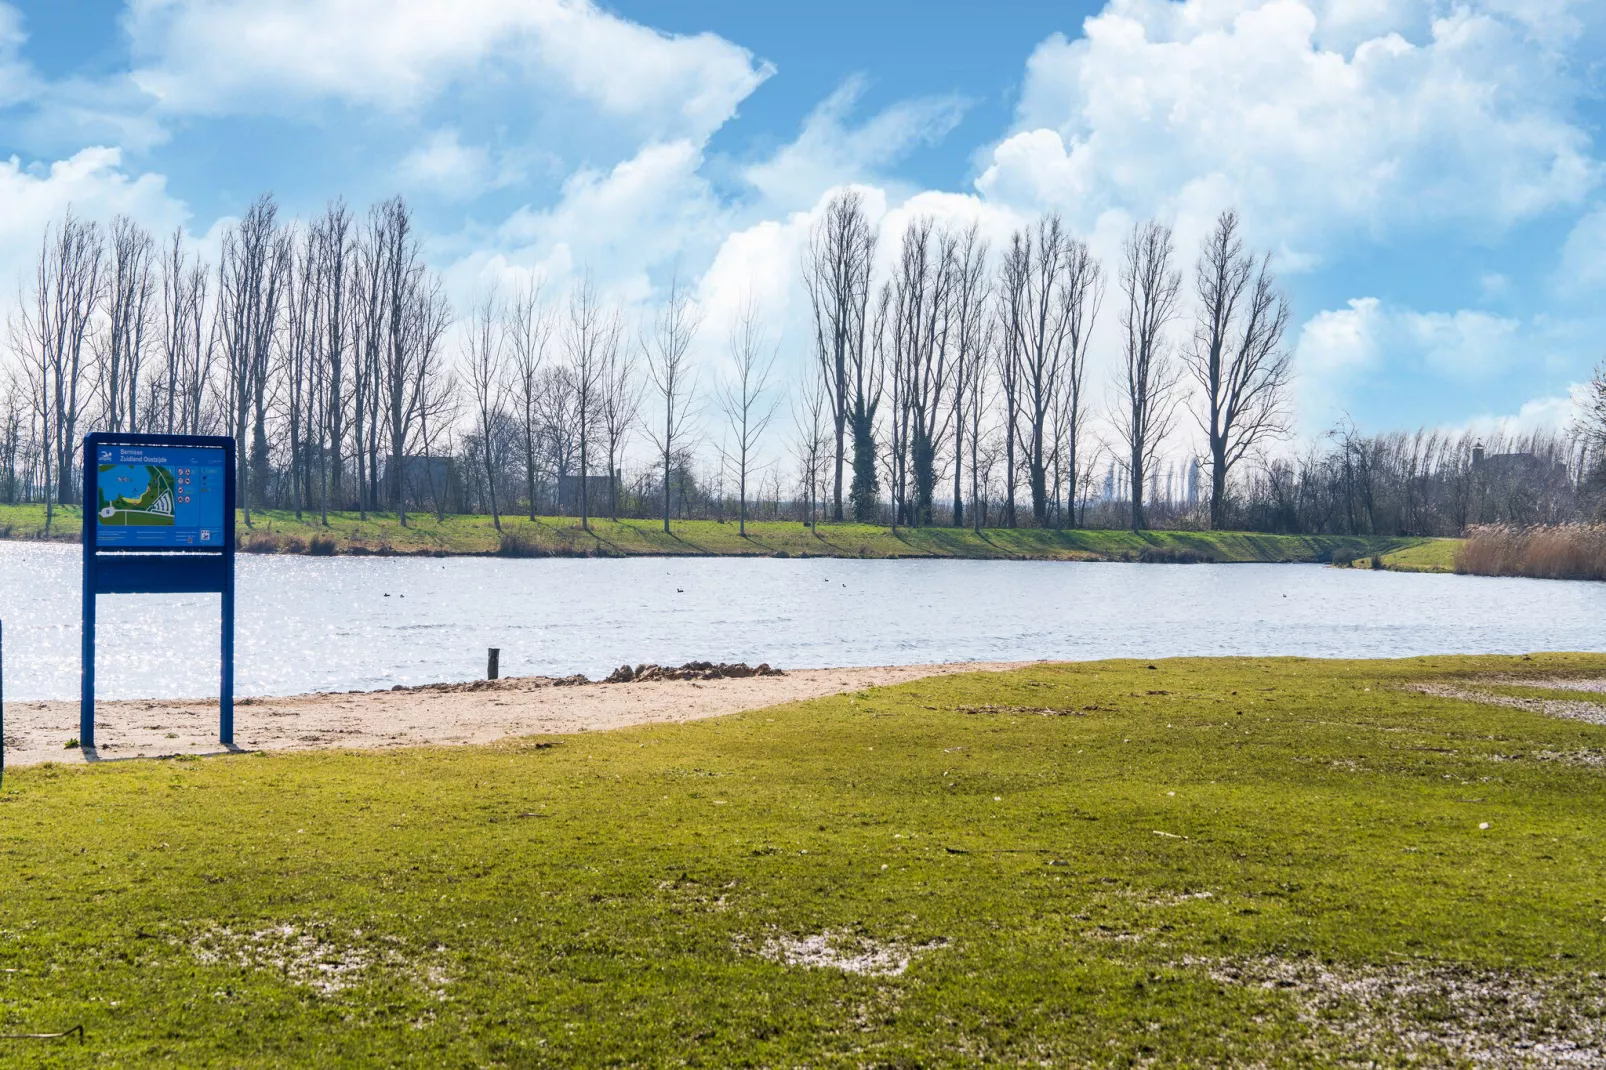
82;433;237;753
94;443;227;548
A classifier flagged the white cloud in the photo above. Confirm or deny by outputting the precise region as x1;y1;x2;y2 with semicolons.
440;139;723;312
1403;308;1522;380
0;147;189;295
1556;204;1606;295
1292;295;1578;431
743;79;966;208
396;129;536;201
125;0;771;141
976;0;1597;260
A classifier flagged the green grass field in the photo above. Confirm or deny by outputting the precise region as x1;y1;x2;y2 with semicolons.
3;655;1604;1065
0;503;1448;566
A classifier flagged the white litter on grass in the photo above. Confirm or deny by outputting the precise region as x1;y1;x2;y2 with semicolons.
757;930;947;978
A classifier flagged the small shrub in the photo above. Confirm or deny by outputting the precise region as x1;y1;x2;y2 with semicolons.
278;535;307;554
498;530;549;557
307;534;337;556
1369;555;1384;570
1330;547;1360;566
1137;546;1215;564
239;533;278;554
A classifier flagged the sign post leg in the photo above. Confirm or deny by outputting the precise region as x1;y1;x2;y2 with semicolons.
81;561;95;751
220;581;234;746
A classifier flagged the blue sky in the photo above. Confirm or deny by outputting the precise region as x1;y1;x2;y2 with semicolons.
0;0;1603;445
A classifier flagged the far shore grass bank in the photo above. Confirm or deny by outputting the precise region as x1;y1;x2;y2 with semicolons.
0;503;1450;566
2;654;1605;1064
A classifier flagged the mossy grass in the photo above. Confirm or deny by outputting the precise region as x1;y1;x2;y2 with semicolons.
1377;537;1461;573
2;654;1604;1064
0;503;1443;564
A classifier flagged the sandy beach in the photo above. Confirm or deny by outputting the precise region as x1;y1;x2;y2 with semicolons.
0;661;1033;769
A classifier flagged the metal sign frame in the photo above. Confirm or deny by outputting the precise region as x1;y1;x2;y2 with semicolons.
81;432;237;751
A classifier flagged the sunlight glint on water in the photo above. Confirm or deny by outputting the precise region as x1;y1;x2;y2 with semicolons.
0;541;1600;700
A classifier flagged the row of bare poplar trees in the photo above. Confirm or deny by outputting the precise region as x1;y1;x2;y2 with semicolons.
2;195;460;529
802;192;1293;533
0;190;1295;534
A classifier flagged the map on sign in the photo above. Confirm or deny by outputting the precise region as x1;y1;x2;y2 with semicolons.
94;444;226;548
98;464;177;525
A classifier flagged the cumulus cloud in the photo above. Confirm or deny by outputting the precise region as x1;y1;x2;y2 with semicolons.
124;0;771;141
0;146;189;293
743;78;967;209
1291;296;1580;431
976;0;1597;260
1556;204;1606;295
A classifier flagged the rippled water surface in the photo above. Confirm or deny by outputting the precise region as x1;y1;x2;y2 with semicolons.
0;541;1600;700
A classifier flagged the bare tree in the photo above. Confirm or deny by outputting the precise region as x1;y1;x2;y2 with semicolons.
995;233;1026;527
13;212;103;527
885;218;960;527
98;216;156;433
643;270;700;533
968;317;997;533
804;189;876;522
159;229;212;437
1055;239;1102;528
504;276;554;519
1115;219;1183;531
598;329;641;522
947;225;989;528
317;200;353;521
1187;210;1293;529
464;290;507;531
218;195;288;524
563;274;616;531
534;364;578;514
717;299;780;537
792;370;830;530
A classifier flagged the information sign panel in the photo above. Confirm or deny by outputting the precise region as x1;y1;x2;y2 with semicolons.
93;443;227;548
82;433;236;752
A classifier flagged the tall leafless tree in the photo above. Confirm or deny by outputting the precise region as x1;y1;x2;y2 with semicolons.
1187;210;1293;529
804;189;875;522
598;328;641;522
505;277;554;519
464;290;507;531
643;270;699;533
1116;219;1183;531
316;200;353;521
995;232;1027;528
947;225;989;529
717;300;779;537
563;274;615;531
792;370;830;531
98;216;156;433
13;212;102;524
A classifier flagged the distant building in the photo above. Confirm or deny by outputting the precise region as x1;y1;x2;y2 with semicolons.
557;470;621;514
1186;457;1201;507
379;455;462;513
1471;442;1567;482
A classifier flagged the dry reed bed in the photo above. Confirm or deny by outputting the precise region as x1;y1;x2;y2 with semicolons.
1456;524;1606;581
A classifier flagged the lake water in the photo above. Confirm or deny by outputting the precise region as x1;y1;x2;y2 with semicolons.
0;541;1600;701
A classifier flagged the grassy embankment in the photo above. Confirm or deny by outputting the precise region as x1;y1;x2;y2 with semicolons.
0;502;1448;565
3;654;1606;1064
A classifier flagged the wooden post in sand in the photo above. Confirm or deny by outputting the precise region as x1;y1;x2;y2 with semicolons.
487;648;500;681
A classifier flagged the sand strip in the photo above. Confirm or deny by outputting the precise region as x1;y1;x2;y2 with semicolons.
0;662;1034;769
